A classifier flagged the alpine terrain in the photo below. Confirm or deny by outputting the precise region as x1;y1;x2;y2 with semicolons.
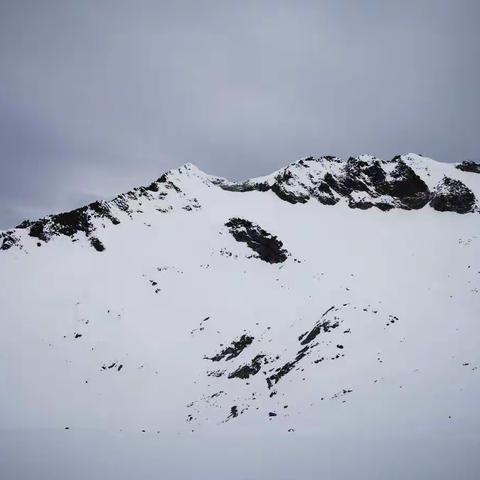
1;153;479;479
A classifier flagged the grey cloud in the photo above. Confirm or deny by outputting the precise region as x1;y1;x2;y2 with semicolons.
0;0;479;227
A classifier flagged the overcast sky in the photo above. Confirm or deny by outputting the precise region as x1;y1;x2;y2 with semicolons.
0;0;479;228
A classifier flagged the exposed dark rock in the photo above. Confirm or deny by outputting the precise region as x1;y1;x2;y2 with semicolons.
314;181;339;205
26;219;49;242
327;158;430;210
348;199;375;210
12;201;115;251
3;166;194;253
298;319;340;345
264;306;346;388
225;218;288;263
88;201;120;225
15;220;31;229
18;206;93;243
266;345;311;388
205;334;254;362
270;170;310;204
218;181;270;193
190;316;210;335
429;177;476;214
331;388;353;400
364;161;388;185
456;160;480;174
227;405;238;420
146;181;160;192
90;237;105;252
269;156;432;211
375;202;395;212
298;306;339;345
0;231;20;251
228;354;265;379
111;195;131;213
271;182;309;204
49;207;93;237
326;158;372;197
381;161;430;209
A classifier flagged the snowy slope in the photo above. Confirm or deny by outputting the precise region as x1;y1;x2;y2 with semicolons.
0;154;479;479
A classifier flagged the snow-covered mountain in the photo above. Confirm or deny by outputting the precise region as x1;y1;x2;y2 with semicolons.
1;154;479;479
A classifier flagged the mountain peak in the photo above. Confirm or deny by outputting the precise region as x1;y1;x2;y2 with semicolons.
173;162;204;175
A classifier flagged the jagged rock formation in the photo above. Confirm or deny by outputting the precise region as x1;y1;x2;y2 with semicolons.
218;155;476;212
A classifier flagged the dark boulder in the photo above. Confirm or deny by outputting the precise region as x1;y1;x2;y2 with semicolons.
429;177;476;214
90;237;106;252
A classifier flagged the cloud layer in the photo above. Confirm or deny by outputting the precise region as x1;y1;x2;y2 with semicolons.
1;0;479;227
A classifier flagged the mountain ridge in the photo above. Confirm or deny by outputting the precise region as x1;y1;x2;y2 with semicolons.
1;153;479;253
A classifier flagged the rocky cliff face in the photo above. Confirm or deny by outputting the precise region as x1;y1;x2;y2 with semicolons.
218;154;478;213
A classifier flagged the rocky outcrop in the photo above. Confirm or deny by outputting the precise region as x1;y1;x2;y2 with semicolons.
225;218;289;263
324;157;430;210
0;231;20;251
15;203;113;249
377;159;431;209
205;335;254;362
219;155;432;211
456;160;480;174
5;165;201;252
228;355;266;379
429;177;476;214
